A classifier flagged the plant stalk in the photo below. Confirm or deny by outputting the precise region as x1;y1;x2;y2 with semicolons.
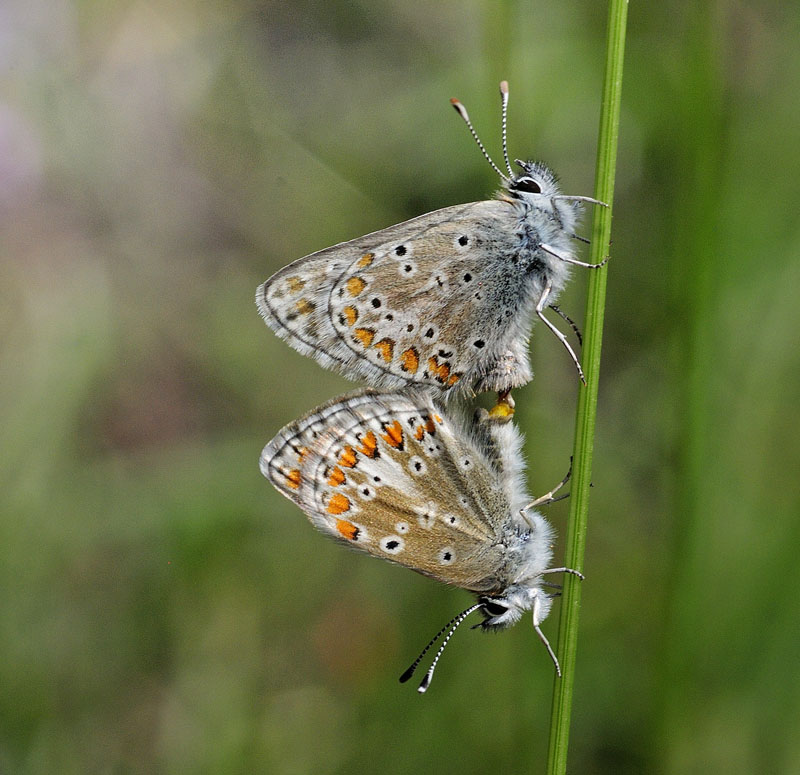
545;1;628;772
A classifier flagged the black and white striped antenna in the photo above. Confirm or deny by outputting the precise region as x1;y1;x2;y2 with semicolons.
399;602;483;694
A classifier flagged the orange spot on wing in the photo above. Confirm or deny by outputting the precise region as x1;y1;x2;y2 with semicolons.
327;493;352;515
291;445;311;463
338;446;358;468
346;276;367;297
400;347;419;374
427;356;451;384
286;469;301;489
381;420;404;449
424;416;436;434
295;298;315;315
434;414;443;424
374;338;395;363
357;252;375;268
447;373;460;386
357;430;378;458
327;467;346;486
414;425;425;441
353;328;375;347
336;519;360;540
286;276;306;293
342;305;358;326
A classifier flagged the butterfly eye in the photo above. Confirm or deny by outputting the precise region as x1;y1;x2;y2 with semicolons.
483;602;508;617
514;177;542;194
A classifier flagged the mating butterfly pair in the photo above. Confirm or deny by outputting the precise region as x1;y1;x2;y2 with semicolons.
257;83;603;691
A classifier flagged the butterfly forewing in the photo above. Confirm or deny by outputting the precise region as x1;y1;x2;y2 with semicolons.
257;199;543;395
261;390;518;592
257;206;471;382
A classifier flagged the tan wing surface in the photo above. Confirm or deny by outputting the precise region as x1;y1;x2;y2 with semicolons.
261;390;516;593
257;200;523;393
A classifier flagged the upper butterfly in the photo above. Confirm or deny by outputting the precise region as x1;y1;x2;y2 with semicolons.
256;81;607;395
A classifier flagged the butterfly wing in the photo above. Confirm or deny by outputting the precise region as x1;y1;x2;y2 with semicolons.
257;199;538;394
260;389;529;594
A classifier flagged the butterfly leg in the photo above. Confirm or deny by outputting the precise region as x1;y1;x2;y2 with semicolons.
549;305;582;346
525;458;572;510
536;283;586;384
539;242;610;269
519;460;572;529
541;566;585;581
568;232;591;245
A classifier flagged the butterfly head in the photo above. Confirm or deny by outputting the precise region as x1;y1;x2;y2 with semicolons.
507;159;562;200
477;583;553;631
401;581;560;692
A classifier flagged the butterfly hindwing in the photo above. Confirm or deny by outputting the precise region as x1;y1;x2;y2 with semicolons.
261;390;530;593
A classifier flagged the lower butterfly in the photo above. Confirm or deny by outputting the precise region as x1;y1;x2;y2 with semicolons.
260;389;582;692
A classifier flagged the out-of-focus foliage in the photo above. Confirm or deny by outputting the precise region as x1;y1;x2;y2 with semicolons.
1;1;799;772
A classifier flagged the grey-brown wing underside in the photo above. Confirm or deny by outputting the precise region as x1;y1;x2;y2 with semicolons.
256;200;533;394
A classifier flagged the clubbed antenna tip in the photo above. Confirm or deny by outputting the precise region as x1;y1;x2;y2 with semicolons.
450;95;508;181
498;81;513;177
450;98;469;122
399;602;483;694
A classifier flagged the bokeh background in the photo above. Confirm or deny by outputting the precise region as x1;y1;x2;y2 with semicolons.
2;0;799;772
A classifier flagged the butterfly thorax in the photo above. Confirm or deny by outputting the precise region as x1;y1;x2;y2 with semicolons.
503;160;581;299
505;507;555;584
465;504;555;598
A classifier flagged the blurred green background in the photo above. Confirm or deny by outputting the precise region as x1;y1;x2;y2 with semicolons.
2;0;799;772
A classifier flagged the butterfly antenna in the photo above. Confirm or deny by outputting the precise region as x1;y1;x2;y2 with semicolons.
417;603;484;693
532;595;561;677
399;602;482;685
499;81;513;177
450;97;509;182
400;602;483;693
399;615;457;683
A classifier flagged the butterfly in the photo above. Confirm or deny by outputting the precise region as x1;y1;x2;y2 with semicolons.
260;388;581;692
256;82;606;402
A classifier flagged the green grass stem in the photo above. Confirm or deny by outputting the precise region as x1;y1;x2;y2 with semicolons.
545;1;628;772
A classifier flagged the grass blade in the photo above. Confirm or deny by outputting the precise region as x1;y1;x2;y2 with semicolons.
545;1;629;772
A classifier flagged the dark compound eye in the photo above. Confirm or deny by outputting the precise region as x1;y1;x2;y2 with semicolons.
514;177;542;194
483;602;508;617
